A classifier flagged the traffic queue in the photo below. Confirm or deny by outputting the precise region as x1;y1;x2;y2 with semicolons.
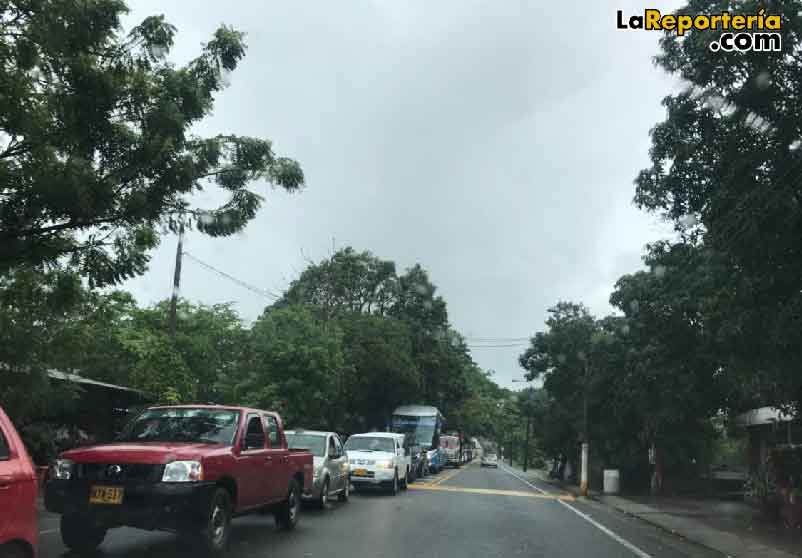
0;403;478;558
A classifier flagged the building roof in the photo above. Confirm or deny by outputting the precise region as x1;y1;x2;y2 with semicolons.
47;370;148;395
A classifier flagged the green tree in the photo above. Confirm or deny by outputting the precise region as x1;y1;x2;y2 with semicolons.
220;305;345;429
336;312;421;432
610;244;724;485
633;0;802;411
518;302;596;440
129;300;249;403
0;2;303;285
116;325;195;404
0;268;85;421
277;247;474;419
280;248;398;318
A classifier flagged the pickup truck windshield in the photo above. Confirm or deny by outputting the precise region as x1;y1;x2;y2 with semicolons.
344;437;395;453
285;433;326;457
118;408;241;445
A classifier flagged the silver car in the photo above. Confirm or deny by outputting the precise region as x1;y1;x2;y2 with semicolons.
285;429;350;507
481;452;499;468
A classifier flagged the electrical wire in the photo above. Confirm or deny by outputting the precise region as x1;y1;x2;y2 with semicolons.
182;251;281;301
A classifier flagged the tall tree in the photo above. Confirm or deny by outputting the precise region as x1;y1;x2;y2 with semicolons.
219;305;344;429
336;312;421;432
633;0;802;411
1;1;303;285
128;300;248;403
280;248;398;318
0;268;85;420
518;302;597;452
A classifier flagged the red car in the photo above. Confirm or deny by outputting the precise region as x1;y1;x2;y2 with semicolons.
0;406;38;558
46;405;313;556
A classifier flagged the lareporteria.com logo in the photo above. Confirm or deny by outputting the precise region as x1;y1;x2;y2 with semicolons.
617;9;782;52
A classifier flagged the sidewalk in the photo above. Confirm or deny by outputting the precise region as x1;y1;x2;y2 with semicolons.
509;464;801;558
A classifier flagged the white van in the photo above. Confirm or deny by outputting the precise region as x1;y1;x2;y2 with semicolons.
344;432;411;495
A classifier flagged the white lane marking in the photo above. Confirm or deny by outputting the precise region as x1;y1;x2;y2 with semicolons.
39;528;60;535
500;465;652;558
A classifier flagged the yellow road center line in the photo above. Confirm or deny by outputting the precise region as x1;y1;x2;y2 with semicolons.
432;467;464;486
408;483;575;500
434;460;476;485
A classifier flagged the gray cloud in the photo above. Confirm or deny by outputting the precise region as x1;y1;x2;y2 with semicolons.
123;1;679;389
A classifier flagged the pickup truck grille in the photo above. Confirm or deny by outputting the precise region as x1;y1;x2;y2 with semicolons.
77;463;164;482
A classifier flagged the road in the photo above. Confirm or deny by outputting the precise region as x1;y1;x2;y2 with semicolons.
38;462;723;558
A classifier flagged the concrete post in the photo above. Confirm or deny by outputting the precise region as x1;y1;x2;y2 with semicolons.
580;442;589;496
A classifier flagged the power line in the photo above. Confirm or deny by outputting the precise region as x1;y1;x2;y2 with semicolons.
467;343;530;349
182;252;281;301
465;336;531;343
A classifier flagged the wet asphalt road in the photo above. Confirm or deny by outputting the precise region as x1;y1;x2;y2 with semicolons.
38;462;724;558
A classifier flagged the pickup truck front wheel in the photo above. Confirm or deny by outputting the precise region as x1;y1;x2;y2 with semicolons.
275;480;300;530
199;488;232;557
60;513;107;554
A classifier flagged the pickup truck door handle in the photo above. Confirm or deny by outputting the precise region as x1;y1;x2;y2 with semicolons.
282;456;289;464
0;476;12;489
265;456;273;463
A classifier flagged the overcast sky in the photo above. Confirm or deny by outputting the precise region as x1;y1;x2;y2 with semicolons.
122;1;681;390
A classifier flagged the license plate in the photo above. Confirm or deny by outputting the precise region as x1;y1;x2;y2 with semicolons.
352;468;369;477
89;485;124;505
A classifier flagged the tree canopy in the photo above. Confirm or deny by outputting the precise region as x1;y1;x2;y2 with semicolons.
633;0;802;411
0;1;303;285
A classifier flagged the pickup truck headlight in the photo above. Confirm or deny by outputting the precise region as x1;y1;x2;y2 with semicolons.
50;459;74;480
376;460;394;470
162;460;203;482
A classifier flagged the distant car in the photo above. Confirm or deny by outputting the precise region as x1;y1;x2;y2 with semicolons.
0;405;38;558
345;432;411;495
285;429;350;508
481;453;499;468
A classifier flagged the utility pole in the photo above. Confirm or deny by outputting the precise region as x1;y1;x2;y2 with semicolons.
168;221;184;339
580;359;590;496
523;414;531;472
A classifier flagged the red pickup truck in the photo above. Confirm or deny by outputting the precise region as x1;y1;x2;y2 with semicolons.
45;405;313;556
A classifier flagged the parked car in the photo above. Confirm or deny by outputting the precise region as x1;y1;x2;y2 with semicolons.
45;405;313;556
481;453;499;468
344;432;411;495
285;429;349;508
0;406;38;558
427;445;449;474
407;441;425;482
